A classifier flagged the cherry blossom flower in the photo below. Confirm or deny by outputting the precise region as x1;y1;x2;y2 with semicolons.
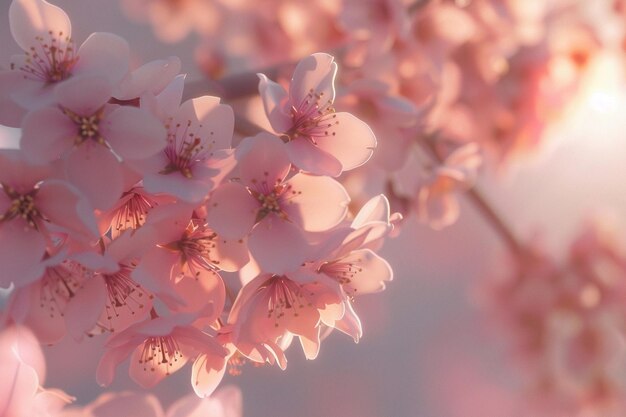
138;76;235;203
416;142;482;229
6;257;88;345
0;149;98;289
20;74;167;210
304;195;399;341
487;220;626;414
97;185;173;239
206;133;350;273
115;56;182;102
0;0;130;126
258;53;377;177
96;312;228;393
131;202;245;312
64;231;153;338
228;271;345;369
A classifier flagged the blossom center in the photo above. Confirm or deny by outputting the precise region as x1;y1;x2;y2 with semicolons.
262;276;313;326
138;335;183;373
0;184;42;228
99;264;150;332
288;89;338;144
110;188;158;235
62;107;105;145
319;259;362;292
11;31;78;84
161;120;215;179
249;184;293;223
39;262;84;318
162;226;221;278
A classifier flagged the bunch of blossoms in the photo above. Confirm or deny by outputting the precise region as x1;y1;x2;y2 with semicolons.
330;0;601;231
118;0;415;76
0;0;399;403
0;324;242;417
485;220;626;416
130;0;601;232
181;0;601;232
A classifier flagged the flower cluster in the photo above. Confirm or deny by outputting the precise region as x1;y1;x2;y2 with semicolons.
0;0;399;405
116;0;601;231
487;220;626;415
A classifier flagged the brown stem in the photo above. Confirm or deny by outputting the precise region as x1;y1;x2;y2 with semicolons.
418;135;524;256
183;63;282;102
463;186;524;256
407;0;431;14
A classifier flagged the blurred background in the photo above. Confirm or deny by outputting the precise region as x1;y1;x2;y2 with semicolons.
2;1;626;416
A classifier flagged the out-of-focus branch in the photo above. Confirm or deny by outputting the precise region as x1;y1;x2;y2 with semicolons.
408;0;431;15
183;64;280;102
418;135;525;256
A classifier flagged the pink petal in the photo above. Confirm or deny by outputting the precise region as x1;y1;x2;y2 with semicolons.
352;194;391;228
334;300;363;343
200;149;238;191
74;32;130;86
290;53;337;106
9;0;71;52
117;57;182;101
283;173;349;232
339;249;393;294
0;356;39;417
298;327;321;360
314;112;376;172
285;138;342;177
36;179;99;240
189;353;227;399
95;343;142;387
212;238;250;272
236;133;291;189
129;342;189;388
150;73;187;118
176;96;234;151
258;73;292;133
101;106;166;159
32;389;74;415
248;215;310;274
0;149;52;190
172;272;225;323
206;183;257;240
0;325;47;381
0;71;28;127
131;249;182;310
65;143;124;211
12;283;67;345
55;75;112;115
64;276;106;340
0;222;46;288
140;202;192;244
21;106;75;163
143;171;212;203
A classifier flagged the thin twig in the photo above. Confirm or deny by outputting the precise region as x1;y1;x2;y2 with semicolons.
183;63;282;102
